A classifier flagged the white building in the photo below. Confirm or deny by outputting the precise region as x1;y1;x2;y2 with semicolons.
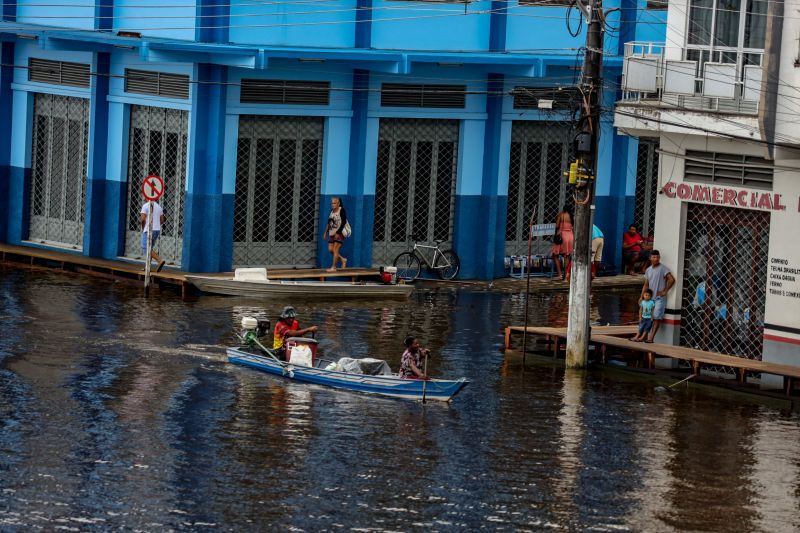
614;0;800;386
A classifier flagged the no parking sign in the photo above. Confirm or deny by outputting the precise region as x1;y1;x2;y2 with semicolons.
141;174;164;202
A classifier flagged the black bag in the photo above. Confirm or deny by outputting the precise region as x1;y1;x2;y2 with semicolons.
553;233;563;245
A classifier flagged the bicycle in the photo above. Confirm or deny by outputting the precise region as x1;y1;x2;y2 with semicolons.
393;236;460;281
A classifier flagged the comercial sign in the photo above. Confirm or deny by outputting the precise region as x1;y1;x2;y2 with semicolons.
662;182;788;212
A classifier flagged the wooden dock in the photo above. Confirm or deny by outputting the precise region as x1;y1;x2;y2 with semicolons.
490;273;644;293
505;324;800;396
0;243;380;296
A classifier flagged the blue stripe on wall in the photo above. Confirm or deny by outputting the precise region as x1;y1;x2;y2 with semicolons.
8;166;31;244
355;0;372;48
183;64;228;272
102;179;127;259
84;51;110;257
0;43;13;242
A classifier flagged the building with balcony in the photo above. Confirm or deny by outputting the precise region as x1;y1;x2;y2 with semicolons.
0;0;666;280
615;0;800;381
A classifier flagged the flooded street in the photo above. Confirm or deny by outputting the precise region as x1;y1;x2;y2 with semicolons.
2;268;800;532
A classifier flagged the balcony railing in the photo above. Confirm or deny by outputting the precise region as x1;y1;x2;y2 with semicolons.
620;42;762;115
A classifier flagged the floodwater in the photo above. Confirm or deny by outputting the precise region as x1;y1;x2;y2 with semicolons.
1;268;800;532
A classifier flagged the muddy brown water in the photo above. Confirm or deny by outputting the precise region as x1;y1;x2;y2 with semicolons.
1;268;799;531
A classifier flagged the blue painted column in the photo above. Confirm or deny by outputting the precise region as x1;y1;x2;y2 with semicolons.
337;68;370;268
479;73;508;280
83;51;110;257
8;87;34;245
198;0;230;43
356;115;380;267
183;63;228;272
451;118;487;280
593;83;629;271
317;116;352;269
355;0;372;48
0;42;14;243
219;113;239;272
102;100;130;259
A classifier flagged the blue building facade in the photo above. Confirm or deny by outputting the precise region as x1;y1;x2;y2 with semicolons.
0;0;666;279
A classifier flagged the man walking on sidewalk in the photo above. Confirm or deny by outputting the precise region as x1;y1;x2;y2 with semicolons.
140;201;166;273
640;249;675;343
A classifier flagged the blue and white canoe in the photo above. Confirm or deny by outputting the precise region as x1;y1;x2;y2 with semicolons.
227;347;468;402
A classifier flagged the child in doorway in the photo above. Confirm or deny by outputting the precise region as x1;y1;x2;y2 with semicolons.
632;289;655;342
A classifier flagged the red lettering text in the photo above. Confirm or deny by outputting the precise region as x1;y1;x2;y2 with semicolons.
737;190;748;206
663;182;676;198
693;185;711;202
773;194;786;211
757;193;773;210
713;188;722;203
677;184;691;200
722;189;736;206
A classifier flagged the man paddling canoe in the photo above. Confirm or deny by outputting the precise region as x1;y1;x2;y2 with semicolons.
399;336;431;380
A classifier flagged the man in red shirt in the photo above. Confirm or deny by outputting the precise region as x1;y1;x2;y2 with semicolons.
622;224;645;275
273;306;318;360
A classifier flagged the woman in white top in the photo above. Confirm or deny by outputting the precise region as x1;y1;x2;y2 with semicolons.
326;197;348;272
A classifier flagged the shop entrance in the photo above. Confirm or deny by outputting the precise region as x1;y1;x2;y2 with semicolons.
28;94;90;250
504;121;575;257
680;203;770;368
371;118;458;266
232;116;324;268
123;105;189;265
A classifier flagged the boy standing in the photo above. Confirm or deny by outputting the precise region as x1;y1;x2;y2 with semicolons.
632;289;655;342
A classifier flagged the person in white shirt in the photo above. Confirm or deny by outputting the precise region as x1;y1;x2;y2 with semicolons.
140;201;166;272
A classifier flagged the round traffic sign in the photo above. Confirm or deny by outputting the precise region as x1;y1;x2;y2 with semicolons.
141;174;164;201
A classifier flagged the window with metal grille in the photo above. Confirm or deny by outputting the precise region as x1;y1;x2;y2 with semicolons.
380;83;466;109
240;79;330;105
633;139;659;238
28;58;91;88
124;69;190;99
681;203;769;369
684;150;773;189
512;86;581;111
504;121;577;257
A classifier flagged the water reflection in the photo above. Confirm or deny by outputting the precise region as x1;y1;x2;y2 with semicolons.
1;267;799;530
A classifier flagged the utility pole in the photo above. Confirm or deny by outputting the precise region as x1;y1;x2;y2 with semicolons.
565;0;603;368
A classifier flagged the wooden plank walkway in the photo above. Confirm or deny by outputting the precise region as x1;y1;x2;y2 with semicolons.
0;242;380;295
491;274;644;293
505;324;800;396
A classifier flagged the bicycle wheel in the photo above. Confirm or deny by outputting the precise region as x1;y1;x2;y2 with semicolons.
393;252;422;281
435;250;460;280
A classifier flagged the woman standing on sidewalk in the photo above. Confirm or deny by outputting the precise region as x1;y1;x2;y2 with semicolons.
551;206;574;280
326;197;348;272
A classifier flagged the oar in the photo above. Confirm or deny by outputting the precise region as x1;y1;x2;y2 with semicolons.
421;350;429;404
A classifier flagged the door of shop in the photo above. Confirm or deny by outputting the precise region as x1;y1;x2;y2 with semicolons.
372;119;459;266
233;116;324;268
28;93;90;250
504;121;575;257
680;203;770;367
123;106;189;265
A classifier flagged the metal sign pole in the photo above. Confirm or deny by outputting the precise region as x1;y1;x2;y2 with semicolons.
144;200;153;295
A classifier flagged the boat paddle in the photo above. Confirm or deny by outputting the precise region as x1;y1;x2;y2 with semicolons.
421;349;429;404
